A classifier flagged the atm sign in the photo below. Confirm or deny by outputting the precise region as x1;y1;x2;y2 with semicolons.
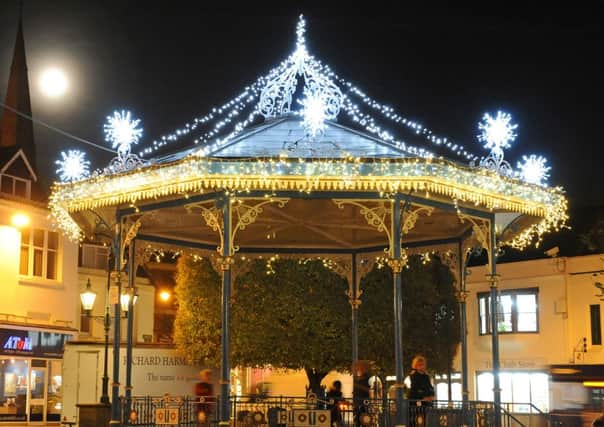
3;336;33;351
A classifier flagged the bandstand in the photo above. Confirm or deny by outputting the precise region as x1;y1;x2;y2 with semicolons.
50;15;567;427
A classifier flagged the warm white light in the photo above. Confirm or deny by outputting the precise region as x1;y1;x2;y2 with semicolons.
120;291;138;312
159;290;171;302
517;154;550;186
80;279;97;311
55;150;90;182
39;68;68;98
478;111;517;151
11;213;29;228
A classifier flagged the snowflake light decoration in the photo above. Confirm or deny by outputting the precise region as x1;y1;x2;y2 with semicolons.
55;150;90;182
103;110;146;174
517;154;550;186
104;110;143;155
299;90;328;137
478;111;517;152
476;111;517;177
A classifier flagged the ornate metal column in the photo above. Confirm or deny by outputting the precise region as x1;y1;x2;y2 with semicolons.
125;239;136;420
458;241;470;402
487;219;501;427
350;253;360;364
388;195;406;425
110;219;123;426
219;195;233;426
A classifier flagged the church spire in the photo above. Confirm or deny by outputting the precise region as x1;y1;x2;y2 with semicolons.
0;2;36;173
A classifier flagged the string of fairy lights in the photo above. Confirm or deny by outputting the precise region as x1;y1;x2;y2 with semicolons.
50;14;566;250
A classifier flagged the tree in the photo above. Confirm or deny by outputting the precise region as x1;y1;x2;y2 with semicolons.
173;256;351;395
173;256;222;367
358;255;460;377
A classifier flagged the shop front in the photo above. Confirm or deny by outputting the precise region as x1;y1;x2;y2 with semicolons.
0;327;73;423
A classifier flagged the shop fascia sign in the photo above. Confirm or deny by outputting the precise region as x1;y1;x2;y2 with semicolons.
3;335;33;351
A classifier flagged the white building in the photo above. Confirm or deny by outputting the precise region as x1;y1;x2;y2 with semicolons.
463;252;604;420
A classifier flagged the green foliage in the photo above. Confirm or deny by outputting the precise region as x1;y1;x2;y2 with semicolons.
231;258;351;375
358;255;460;377
174;257;351;384
174;254;458;385
173;256;222;367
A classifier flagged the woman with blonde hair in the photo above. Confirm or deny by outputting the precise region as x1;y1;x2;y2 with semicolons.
408;355;434;427
408;356;434;403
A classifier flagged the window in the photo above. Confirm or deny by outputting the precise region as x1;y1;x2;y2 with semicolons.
79;244;110;269
591;304;602;345
478;288;538;334
434;373;462;401
476;371;549;412
19;228;60;280
80;305;91;334
0;174;30;198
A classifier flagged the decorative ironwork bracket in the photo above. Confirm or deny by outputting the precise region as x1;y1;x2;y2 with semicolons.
333;199;392;254
402;205;434;235
230;198;289;254
120;217;142;269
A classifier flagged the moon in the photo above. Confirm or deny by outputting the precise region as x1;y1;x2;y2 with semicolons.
39;68;68;98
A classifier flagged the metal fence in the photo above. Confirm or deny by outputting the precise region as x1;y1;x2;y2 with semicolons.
120;395;218;426
119;395;548;427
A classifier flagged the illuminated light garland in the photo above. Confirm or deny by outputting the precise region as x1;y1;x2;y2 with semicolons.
55;150;90;182
517;154;550;186
50;154;567;248
136;15;478;163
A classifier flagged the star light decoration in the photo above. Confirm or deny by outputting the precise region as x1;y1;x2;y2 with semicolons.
476;111;517;177
55;150;90;182
517;154;550;186
103;110;146;174
138;15;477;161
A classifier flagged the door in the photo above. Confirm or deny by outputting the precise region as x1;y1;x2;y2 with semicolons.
77;352;99;404
29;360;47;422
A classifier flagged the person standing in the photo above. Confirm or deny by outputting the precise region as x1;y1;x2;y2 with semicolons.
194;369;214;426
353;361;371;427
407;355;434;427
326;380;344;427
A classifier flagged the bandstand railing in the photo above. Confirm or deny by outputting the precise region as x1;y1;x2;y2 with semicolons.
119;395;553;427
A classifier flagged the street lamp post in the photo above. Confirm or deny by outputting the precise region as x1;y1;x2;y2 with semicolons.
79;273;137;406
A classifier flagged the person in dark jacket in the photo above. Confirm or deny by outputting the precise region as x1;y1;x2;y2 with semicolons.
408;355;434;427
353;361;371;427
194;369;214;426
326;380;344;427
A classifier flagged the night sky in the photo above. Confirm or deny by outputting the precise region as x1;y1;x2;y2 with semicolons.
0;2;602;208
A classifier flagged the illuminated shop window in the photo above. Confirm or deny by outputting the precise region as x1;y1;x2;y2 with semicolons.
476;371;548;412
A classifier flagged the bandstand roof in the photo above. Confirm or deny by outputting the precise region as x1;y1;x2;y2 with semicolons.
49;16;567;255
